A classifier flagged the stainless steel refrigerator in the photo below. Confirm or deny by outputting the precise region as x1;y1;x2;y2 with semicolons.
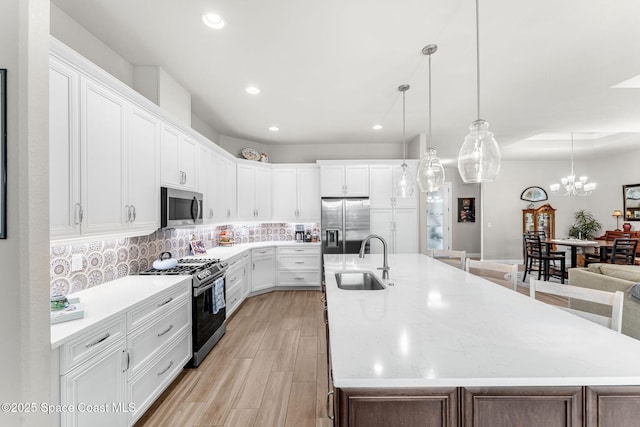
321;198;370;254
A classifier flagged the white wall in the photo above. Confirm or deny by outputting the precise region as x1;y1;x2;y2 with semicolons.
482;158;602;262
219;134;404;163
50;3;133;86
0;1;51;426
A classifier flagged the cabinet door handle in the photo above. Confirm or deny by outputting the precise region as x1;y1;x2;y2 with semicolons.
157;324;174;337
253;262;255;271
86;332;110;348
294;261;305;264
123;350;130;372
75;203;84;225
227;209;231;218
132;205;136;222
125;205;130;223
294;277;305;280
157;297;173;307
326;390;335;421
157;360;174;376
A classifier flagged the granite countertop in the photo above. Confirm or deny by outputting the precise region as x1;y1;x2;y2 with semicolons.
50;275;191;349
323;253;640;388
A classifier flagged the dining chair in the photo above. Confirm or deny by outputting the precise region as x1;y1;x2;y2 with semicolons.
529;279;623;332
522;234;565;283
585;237;638;266
465;259;519;291
426;249;466;269
584;231;631;264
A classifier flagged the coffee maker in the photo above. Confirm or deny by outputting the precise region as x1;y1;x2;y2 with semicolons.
295;224;305;243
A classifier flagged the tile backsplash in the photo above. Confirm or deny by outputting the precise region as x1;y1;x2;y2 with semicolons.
50;222;319;296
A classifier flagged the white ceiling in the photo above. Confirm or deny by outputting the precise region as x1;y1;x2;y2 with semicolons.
51;0;640;163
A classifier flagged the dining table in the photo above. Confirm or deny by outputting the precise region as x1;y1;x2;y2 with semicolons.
545;238;613;269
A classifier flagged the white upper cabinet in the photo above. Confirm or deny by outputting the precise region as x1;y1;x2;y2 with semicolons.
369;162;418;209
80;76;128;236
50;50;160;242
50;56;81;239
319;163;369;197
161;124;198;191
273;166;320;222
127;106;160;232
215;155;237;221
237;163;272;220
199;145;214;223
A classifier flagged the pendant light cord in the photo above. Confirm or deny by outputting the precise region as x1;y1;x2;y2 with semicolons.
402;89;407;164
475;0;481;121
428;53;432;151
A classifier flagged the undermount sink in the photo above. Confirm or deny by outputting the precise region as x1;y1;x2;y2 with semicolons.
335;271;385;290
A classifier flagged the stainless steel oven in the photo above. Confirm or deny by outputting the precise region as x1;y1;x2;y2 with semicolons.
160;187;203;228
140;257;228;367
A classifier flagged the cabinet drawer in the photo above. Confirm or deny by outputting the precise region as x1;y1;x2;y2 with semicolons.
226;266;244;290
278;246;321;256
278;255;321;270
278;270;321;287
127;294;191;377
60;315;126;374
227;281;243;315
127;281;190;331
128;329;191;425
252;247;275;257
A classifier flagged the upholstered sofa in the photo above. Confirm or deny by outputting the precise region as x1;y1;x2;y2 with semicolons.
568;263;640;340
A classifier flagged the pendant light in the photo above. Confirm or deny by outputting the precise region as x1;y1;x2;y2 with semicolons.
393;84;415;198
549;133;596;196
457;0;501;183
416;44;445;193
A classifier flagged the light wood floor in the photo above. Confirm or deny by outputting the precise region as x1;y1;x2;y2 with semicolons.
136;276;566;427
135;290;332;427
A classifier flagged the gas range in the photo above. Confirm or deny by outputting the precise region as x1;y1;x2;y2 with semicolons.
140;257;228;287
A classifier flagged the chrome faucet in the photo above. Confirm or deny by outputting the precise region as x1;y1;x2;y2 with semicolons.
359;234;390;280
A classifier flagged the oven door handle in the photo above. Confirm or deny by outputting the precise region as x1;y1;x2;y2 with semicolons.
194;275;225;297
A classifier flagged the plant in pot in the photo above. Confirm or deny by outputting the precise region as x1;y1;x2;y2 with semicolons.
568;209;602;240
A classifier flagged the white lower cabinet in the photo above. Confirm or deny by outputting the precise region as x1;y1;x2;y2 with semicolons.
127;329;191;424
277;246;321;288
60;335;128;427
251;247;276;293
225;252;250;316
56;279;191;427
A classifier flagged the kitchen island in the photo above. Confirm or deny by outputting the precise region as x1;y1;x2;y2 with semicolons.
323;253;640;426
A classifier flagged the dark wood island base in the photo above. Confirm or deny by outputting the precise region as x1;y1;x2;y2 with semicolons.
333;385;640;427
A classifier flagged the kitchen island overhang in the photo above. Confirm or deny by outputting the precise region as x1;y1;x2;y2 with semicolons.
323;253;640;426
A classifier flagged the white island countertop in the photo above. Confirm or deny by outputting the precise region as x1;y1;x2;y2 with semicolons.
324;253;640;388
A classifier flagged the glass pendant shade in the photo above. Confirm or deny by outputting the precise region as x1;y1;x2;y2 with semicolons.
394;163;415;198
394;83;415;198
417;148;445;193
457;119;501;183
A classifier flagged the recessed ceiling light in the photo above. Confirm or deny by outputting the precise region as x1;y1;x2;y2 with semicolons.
246;86;261;95
372;124;383;130
269;126;279;132
202;12;225;29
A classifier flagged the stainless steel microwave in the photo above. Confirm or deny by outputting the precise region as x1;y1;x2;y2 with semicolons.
160;187;203;228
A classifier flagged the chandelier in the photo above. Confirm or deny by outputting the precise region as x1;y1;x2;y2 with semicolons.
550;133;596;196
